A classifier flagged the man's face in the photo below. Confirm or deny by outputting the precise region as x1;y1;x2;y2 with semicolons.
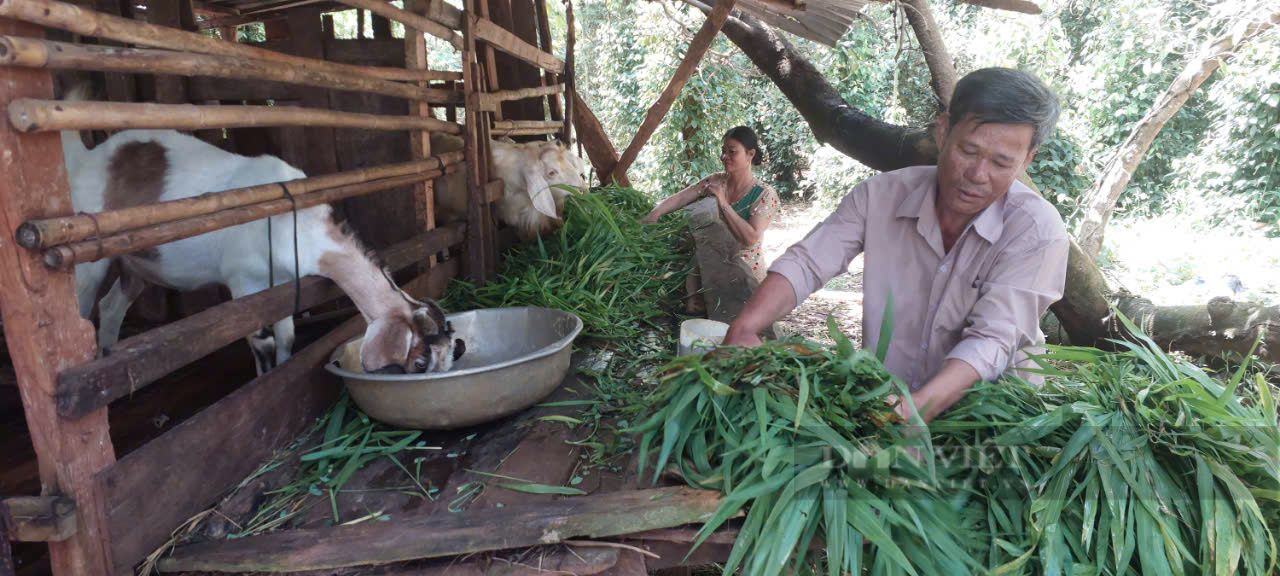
934;113;1036;220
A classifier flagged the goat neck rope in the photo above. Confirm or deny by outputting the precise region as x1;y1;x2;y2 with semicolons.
731;182;764;222
267;182;302;320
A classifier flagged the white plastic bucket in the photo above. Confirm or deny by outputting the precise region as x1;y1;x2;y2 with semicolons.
679;319;729;356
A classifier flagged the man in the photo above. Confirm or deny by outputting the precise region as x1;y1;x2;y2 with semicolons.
722;67;1070;423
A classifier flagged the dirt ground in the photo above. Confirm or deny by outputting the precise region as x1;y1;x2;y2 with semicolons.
761;201;865;347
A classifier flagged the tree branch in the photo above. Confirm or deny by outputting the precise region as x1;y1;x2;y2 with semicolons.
899;0;956;112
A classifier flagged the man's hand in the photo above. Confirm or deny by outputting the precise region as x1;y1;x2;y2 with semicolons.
721;326;762;347
640;211;660;225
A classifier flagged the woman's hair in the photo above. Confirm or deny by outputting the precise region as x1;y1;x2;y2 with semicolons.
724;125;764;166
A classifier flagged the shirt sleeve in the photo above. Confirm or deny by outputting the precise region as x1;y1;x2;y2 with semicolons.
767;182;868;305
945;231;1070;382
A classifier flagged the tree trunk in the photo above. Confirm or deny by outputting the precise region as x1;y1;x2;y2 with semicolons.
714;9;1280;363
1075;9;1280;259
899;0;955;113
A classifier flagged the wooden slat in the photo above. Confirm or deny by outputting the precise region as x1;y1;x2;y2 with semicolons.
611;0;735;183
157;487;722;573
406;0;437;269
477;83;564;111
492;119;562;130
560;0;575;142
55;222;464;419
461;0;490;285
472;15;563;74
0;36;463;104
0;0;444;82
507;0;548;121
7;99;465;133
489;126;563;136
1;497;76;543
0;16;113;576
336;0;463;49
187;76;301;101
533;0;563;123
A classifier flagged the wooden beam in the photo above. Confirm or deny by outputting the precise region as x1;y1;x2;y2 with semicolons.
20;153;463;250
561;0;575;142
0;17;114;576
0;0;440;82
610;0;735;183
196;10;286;30
157;487;722;573
2;496;76;542
42;166;461;270
477;83;563;111
7;99;465;133
336;0;464;49
0;36;464;104
571;88;625;186
54;223;464;419
508;0;547;122
492;119;562;130
462;0;491;285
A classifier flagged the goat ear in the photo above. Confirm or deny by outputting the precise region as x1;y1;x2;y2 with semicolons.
523;159;559;219
411;299;449;335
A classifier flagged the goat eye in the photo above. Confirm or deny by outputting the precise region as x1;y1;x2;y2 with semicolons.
412;357;428;371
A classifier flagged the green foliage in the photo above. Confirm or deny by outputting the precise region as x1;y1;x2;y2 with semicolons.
1026;131;1091;220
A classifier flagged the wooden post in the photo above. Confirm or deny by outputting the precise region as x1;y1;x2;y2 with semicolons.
533;0;562;123
0;17;114;576
462;0;490;284
405;0;437;268
571;88;625;186
371;12;391;40
609;0;735;184
92;0;136;108
140;0;189;106
476;0;504;122
561;0;574;143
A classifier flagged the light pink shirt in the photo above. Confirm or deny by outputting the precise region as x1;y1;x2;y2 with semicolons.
769;166;1069;390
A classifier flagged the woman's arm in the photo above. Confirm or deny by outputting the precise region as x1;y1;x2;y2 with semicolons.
641;174;720;224
715;186;776;247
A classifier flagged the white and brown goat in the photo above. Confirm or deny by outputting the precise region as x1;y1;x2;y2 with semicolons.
63;128;464;375
430;133;587;240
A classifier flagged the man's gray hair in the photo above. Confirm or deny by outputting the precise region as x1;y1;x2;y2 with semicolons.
948;67;1060;152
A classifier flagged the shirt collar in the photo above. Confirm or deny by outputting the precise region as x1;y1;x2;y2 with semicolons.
896;172;1006;245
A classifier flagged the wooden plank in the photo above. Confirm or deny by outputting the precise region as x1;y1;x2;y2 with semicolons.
492;119;562;130
188;76;301;101
472;15;562;74
92;0;137;106
1;497;76;543
288;5;339;181
405;0;437;269
371;12;390;38
55;223;464;419
477;0;505;122
158;487;722;573
0;16;114;576
571;88;624;186
611;0;735;183
559;0;575;142
96;315;356;575
508;0;546;122
141;0;189;106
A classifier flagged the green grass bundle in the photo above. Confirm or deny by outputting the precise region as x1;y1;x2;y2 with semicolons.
634;313;1279;575
630;318;985;576
442;184;689;341
936;315;1279;576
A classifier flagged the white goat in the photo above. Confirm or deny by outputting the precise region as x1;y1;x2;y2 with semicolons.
63;129;464;375
430;133;587;240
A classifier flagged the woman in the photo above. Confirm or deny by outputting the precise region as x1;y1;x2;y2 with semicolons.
641;126;781;314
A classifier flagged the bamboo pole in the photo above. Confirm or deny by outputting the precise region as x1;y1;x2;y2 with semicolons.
335;0;464;50
16;153;464;250
43;166;461;270
477;83;564;111
0;36;462;103
0;0;443;82
492;119;563;130
490;126;564;136
7;99;466;134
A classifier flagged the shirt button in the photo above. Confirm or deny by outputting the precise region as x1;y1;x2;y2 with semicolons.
939;263;949;273
921;343;928;351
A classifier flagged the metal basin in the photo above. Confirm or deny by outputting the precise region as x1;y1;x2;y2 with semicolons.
325;307;583;429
